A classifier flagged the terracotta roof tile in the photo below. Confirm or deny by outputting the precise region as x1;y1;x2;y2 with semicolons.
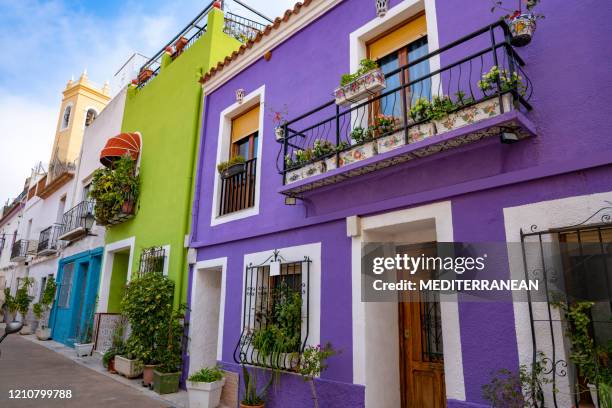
200;0;313;84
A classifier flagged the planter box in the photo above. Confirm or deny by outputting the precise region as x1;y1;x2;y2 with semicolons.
153;370;181;394
35;327;51;340
285;167;303;184
434;94;513;134
74;342;94;357
408;122;436;143
334;68;386;106
377;131;405;154
220;163;246;179
325;156;337;171
187;377;226;408
339;142;377;166
19;324;32;335
301;161;325;179
115;355;143;378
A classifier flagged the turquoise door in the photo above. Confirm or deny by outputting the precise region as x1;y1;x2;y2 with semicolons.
50;249;102;347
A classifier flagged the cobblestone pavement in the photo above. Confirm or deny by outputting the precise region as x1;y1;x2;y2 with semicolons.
0;334;172;407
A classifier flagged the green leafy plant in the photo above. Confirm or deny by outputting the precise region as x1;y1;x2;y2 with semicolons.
350;127;373;144
32;303;44;320
89;155;139;225
454;91;475;106
409;98;432;122
241;365;273;406
478;66;526;96
299;343;337;408
188;365;224;383
371;114;398;136
312;140;335;159
217;155;246;174
340;59;379;86
154;305;186;373
429;95;457;120
15;277;33;319
102;318;127;368
482;352;552;407
490;0;544;21
121;272;175;364
3;288;18;319
35;277;57;328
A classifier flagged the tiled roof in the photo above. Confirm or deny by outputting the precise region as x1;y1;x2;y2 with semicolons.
200;0;313;84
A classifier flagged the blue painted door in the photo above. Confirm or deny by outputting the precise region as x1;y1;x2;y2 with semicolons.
51;253;102;347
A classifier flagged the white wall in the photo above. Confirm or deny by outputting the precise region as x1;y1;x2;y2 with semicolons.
0;206;23;292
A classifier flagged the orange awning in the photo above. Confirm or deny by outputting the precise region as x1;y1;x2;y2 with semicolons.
100;132;141;167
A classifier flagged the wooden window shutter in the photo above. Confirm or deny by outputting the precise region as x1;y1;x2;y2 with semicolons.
367;14;427;60
231;105;260;143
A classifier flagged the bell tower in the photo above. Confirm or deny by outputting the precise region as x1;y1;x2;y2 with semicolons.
49;70;111;168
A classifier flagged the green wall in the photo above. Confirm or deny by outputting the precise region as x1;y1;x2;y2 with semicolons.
107;252;129;313
105;9;241;310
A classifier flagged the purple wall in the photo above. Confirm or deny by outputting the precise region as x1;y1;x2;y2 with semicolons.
191;0;612;406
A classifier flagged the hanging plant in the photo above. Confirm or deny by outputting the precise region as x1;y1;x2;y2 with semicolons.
89;155;139;226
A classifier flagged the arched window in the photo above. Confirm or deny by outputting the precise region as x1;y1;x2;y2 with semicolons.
61;105;72;129
85;108;98;127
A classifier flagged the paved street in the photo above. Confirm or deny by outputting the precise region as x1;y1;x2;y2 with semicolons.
0;335;170;408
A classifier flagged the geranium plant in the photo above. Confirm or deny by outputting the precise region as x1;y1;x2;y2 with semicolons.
340;59;379;86
478;66;526;96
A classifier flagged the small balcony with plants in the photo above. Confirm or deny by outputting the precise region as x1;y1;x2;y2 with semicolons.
37;224;63;256
89;155;139;227
10;239;38;262
276;21;536;196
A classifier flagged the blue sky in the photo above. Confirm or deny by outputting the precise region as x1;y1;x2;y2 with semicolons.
0;0;295;205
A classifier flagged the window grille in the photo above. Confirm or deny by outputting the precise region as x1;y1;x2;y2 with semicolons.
234;250;311;371
58;263;75;308
138;246;166;276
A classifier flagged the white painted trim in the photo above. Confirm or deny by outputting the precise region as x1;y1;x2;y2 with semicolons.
351;201;466;407
202;0;343;95
162;244;171;276
190;257;228;370
241;243;321;349
210;85;265;226
97;236;135;313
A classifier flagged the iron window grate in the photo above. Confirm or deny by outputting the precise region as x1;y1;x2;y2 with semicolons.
234;250;311;371
138;246;166;276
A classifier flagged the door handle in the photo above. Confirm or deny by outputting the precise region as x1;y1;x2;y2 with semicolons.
404;329;410;339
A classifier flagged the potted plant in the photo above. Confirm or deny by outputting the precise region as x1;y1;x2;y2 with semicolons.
138;68;154;84
15;278;33;335
240;365;272;408
491;0;544;47
334;59;386;106
284;149;311;184
103;320;126;373
90;155;139;226
187;365;226;408
313;139;337;172
268;105;289;141
339;126;377;166
74;314;95;357
298;343;336;408
3;288;18;323
174;36;189;54
34;276;56;340
373;114;403;154
115;351;144;378
407;98;436;143
152;307;185;394
217;155;246;179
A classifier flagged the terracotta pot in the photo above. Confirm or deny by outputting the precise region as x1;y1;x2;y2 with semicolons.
143;364;158;387
138;69;153;83
121;200;135;215
240;404;264;408
175;36;189;53
108;357;115;373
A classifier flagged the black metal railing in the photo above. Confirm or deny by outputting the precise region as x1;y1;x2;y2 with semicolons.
219;158;257;216
278;20;533;183
48;159;76;183
11;239;37;260
138;247;166;276
234;251;310;371
223;12;266;42
37;224;63;254
59;201;95;237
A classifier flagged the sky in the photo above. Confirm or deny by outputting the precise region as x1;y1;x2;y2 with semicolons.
0;0;295;206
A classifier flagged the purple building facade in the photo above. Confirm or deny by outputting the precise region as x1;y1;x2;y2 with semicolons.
187;1;612;407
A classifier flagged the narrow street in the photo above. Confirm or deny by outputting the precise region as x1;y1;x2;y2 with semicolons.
0;335;169;408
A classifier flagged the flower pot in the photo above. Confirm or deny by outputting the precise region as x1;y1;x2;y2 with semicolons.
301;161;325;179
274;127;285;141
220;163;246;179
74;342;94;357
138;69;154;84
377;130;405;154
339;141;377;166
121;200;136;215
433;93;513;134
175;36;189;53
408;122;436;143
240;403;264;408
114;355;143;378
334;68;386;106
35;327;51;341
285;167;303;184
508;14;536;47
187;377;226;408
324;156;337;171
153;370;181;394
19;324;32;335
143;364;158;387
108;357;116;373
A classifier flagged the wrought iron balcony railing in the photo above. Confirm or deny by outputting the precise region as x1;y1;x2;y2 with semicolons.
58;201;95;241
219;158;257;216
11;239;37;262
37;224;63;255
223;12;266;42
277;21;533;191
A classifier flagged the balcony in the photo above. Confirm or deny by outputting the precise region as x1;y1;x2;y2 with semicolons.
277;21;536;196
58;201;95;242
10;239;38;262
37;224;63;256
219;158;257;216
223;12;266;42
